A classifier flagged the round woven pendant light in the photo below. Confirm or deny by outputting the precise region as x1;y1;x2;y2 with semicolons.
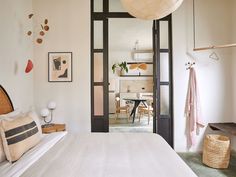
121;0;184;20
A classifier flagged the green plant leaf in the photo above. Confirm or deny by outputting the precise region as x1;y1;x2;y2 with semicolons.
112;64;117;73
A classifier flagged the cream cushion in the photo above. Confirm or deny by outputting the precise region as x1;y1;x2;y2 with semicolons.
0;115;41;162
0;109;22;163
26;111;43;137
0;138;5;162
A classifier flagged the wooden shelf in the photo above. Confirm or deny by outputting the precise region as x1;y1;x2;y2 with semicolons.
42;123;66;134
209;122;236;135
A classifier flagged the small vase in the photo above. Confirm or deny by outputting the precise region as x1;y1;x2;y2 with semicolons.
118;69;125;76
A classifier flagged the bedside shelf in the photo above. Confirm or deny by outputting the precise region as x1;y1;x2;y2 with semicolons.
42;124;66;134
209;122;236;135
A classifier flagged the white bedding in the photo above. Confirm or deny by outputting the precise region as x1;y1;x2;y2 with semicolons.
0;132;67;177
21;133;197;177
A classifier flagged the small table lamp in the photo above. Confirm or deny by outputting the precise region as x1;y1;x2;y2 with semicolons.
40;108;51;127
48;101;56;124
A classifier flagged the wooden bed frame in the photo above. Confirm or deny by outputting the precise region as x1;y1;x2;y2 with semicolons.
0;85;14;115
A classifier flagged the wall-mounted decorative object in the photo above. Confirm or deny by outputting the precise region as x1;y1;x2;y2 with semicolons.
121;0;183;20
121;62;153;77
48;52;72;82
26;14;50;45
129;63;148;76
24;14;50;74
25;59;34;73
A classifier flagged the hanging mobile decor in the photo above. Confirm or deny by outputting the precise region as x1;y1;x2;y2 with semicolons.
25;14;50;73
27;14;50;44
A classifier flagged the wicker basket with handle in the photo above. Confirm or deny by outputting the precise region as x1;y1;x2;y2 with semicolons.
203;134;230;169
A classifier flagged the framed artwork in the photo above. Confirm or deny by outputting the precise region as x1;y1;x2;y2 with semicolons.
48;52;73;82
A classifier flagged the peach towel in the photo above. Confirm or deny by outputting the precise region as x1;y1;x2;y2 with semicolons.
185;68;204;147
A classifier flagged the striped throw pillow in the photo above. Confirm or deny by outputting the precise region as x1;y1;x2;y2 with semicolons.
0;109;23;163
0;115;41;162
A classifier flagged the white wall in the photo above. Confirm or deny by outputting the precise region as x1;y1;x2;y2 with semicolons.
108;18;153;93
0;0;34;111
32;0;90;133
173;0;234;152
32;0;235;151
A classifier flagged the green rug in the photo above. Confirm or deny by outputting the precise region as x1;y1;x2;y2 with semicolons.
178;152;236;177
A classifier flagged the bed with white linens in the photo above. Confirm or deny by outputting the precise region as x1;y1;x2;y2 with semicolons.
0;85;197;177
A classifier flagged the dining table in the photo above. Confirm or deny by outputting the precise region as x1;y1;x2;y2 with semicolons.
123;98;147;123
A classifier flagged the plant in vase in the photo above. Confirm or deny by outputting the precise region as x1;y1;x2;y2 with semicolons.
112;61;129;76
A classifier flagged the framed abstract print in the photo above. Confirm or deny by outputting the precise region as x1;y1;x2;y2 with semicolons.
48;52;72;82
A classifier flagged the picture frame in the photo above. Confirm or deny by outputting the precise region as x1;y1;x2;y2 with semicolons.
48;52;73;82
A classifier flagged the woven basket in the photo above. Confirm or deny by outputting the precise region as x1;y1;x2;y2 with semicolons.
202;134;230;169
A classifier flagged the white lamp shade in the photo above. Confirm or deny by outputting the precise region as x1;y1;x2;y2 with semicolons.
48;101;56;110
40;108;49;117
121;0;184;20
115;97;120;101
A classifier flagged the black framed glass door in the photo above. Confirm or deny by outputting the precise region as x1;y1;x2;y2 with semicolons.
91;1;109;132
153;16;173;147
91;0;173;147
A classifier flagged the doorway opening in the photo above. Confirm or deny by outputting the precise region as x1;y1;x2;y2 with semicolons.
91;0;174;147
108;18;154;133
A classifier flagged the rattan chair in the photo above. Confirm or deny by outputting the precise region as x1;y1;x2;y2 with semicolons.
138;100;153;124
115;97;130;121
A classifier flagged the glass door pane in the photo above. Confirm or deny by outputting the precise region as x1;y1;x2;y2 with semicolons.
160;53;169;82
94;21;103;49
109;0;127;12
160;86;170;115
94;0;103;12
94;86;104;116
160;21;169;49
94;53;104;82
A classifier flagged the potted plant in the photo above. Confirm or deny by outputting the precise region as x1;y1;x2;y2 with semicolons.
112;61;129;76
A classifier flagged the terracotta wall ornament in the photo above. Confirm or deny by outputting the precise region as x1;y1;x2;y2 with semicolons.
25;14;50;73
121;0;184;20
26;14;50;44
25;59;33;73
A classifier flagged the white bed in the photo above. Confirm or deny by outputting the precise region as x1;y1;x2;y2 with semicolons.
0;85;197;177
0;132;67;177
17;133;196;177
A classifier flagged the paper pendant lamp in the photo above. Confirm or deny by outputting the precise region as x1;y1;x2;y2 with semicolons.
25;59;33;73
121;0;184;20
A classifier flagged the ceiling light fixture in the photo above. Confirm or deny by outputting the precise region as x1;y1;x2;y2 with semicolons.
121;0;184;20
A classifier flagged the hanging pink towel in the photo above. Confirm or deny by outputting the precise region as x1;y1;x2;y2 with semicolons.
185;67;204;147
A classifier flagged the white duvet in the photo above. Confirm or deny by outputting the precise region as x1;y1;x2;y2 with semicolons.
0;132;67;177
19;133;197;177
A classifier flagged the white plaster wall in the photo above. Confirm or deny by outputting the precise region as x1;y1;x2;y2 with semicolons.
173;0;234;152
32;0;235;151
32;0;90;133
0;0;34;111
108;18;153;93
